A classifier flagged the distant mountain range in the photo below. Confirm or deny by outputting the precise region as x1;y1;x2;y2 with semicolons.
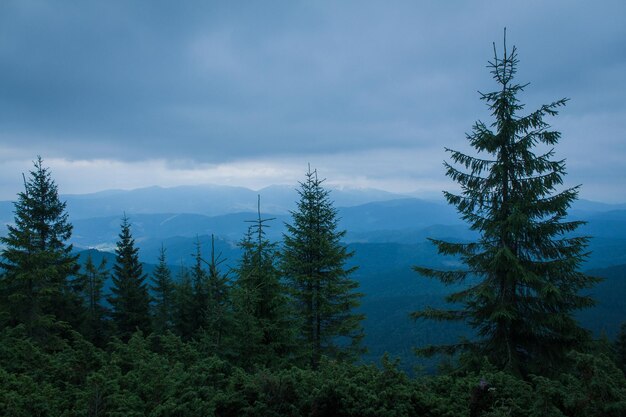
1;182;622;222
4;183;617;371
2;184;625;268
0;184;411;223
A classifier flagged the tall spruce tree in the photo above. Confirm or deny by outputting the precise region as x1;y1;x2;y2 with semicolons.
0;157;80;335
108;215;151;340
281;167;364;368
413;34;597;375
151;245;174;334
231;197;294;368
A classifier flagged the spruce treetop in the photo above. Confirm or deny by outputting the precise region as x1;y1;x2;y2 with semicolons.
1;156;76;267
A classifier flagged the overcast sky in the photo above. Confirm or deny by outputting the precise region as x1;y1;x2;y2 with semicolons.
1;1;625;202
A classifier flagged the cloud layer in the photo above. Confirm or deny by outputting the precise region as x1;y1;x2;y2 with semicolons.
1;1;625;201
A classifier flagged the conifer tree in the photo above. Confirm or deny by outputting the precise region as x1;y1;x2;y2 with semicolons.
78;253;110;346
281;167;365;368
202;234;231;353
151;245;174;334
0;157;80;335
229;228;263;364
231;197;294;368
173;264;196;340
108;215;151;340
191;237;209;332
413;33;597;375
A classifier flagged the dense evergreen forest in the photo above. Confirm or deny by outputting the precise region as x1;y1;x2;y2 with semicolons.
2;40;626;416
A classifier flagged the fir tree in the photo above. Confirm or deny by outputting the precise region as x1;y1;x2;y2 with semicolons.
78;252;110;346
231;197;294;368
172;263;196;340
0;157;80;335
413;33;597;375
108;215;151;340
201;234;231;353
151;245;174;334
281;166;365;368
191;237;209;333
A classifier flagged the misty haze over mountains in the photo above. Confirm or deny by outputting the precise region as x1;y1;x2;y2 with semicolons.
1;184;625;259
2;182;624;221
49;184;416;219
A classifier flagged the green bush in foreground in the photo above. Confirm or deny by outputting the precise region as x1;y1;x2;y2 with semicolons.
1;327;625;417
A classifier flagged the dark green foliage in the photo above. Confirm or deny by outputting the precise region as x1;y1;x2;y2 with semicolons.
173;264;196;340
517;352;626;417
231;198;295;369
3;322;624;417
199;234;232;354
163;237;232;347
615;323;626;374
0;325;105;417
191;237;210;332
282;167;365;368
413;35;597;375
0;157;80;336
151;245;174;334
212;357;428;417
108;215;151;340
421;353;626;417
78;253;110;346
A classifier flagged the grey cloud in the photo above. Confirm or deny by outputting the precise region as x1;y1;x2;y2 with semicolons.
0;0;625;201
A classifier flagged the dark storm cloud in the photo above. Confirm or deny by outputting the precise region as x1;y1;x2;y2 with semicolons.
0;0;625;201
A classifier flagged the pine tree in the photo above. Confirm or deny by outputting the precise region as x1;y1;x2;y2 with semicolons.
0;157;80;335
78;252;110;346
231;197;294;368
413;33;597;375
281;166;364;368
108;215;151;340
151;245;174;334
